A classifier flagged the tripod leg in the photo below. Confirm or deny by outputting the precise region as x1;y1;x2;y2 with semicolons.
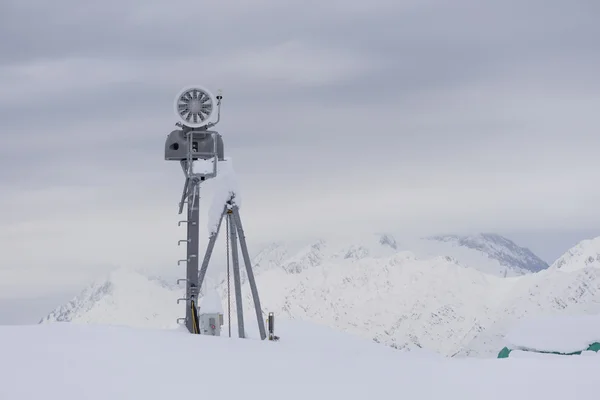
231;205;267;340
197;204;227;294
228;213;245;338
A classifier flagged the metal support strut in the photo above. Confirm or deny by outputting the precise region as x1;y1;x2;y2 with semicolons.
229;210;245;339
197;199;266;340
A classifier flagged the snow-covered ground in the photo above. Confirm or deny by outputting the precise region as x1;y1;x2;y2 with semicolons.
1;320;598;400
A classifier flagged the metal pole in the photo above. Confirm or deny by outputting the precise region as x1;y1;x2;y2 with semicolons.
185;181;200;333
226;215;231;338
231;205;267;340
228;211;245;338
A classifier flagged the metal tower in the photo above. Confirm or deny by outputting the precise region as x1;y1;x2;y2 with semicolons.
164;86;266;339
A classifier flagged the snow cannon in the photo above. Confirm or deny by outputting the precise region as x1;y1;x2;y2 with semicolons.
165;86;224;162
165;85;268;340
165;85;225;335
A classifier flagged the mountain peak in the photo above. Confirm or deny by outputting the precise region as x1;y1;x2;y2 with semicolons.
379;233;399;250
550;237;600;272
40;268;181;328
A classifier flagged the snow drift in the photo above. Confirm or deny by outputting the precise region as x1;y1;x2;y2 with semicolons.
505;313;600;353
1;321;598;400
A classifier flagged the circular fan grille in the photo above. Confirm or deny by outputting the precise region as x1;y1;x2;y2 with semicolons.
174;87;215;128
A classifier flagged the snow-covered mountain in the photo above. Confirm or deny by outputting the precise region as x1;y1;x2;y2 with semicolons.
390;232;546;276
457;266;600;357
250;232;547;278
549;237;600;272
41;268;181;328
41;234;600;357
251;236;599;356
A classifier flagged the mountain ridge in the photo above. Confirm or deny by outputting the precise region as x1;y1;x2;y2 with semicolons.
40;234;600;357
426;233;549;273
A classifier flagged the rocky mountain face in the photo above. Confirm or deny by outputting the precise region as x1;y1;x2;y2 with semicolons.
427;233;549;273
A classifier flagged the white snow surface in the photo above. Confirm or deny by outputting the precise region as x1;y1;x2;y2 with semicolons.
1;321;598;400
207;157;240;235
41;235;600;357
40;268;180;328
504;313;600;353
192;158;215;175
199;287;223;314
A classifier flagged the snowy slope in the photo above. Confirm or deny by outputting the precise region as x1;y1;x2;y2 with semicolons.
461;237;600;357
459;267;600;357
41;268;182;328
253;251;501;353
1;321;599;400
549;237;600;272
40;236;600;357
251;239;600;356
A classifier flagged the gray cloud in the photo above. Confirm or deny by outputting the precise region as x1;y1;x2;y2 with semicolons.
1;0;600;310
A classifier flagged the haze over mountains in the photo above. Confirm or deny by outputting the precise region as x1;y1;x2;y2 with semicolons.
41;233;600;357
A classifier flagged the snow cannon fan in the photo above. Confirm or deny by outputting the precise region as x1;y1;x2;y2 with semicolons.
174;86;216;128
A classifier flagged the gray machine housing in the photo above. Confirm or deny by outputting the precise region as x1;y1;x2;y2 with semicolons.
165;129;225;161
199;312;224;336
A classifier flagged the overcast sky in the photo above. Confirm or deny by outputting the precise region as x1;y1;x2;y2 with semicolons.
1;0;599;323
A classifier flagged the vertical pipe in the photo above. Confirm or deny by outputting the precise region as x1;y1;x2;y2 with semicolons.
226;217;231;338
231;205;267;340
228;211;245;338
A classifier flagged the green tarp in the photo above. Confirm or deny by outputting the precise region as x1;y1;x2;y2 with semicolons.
587;342;600;352
498;342;600;358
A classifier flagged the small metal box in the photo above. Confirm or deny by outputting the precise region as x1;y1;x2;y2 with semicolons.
199;312;224;336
